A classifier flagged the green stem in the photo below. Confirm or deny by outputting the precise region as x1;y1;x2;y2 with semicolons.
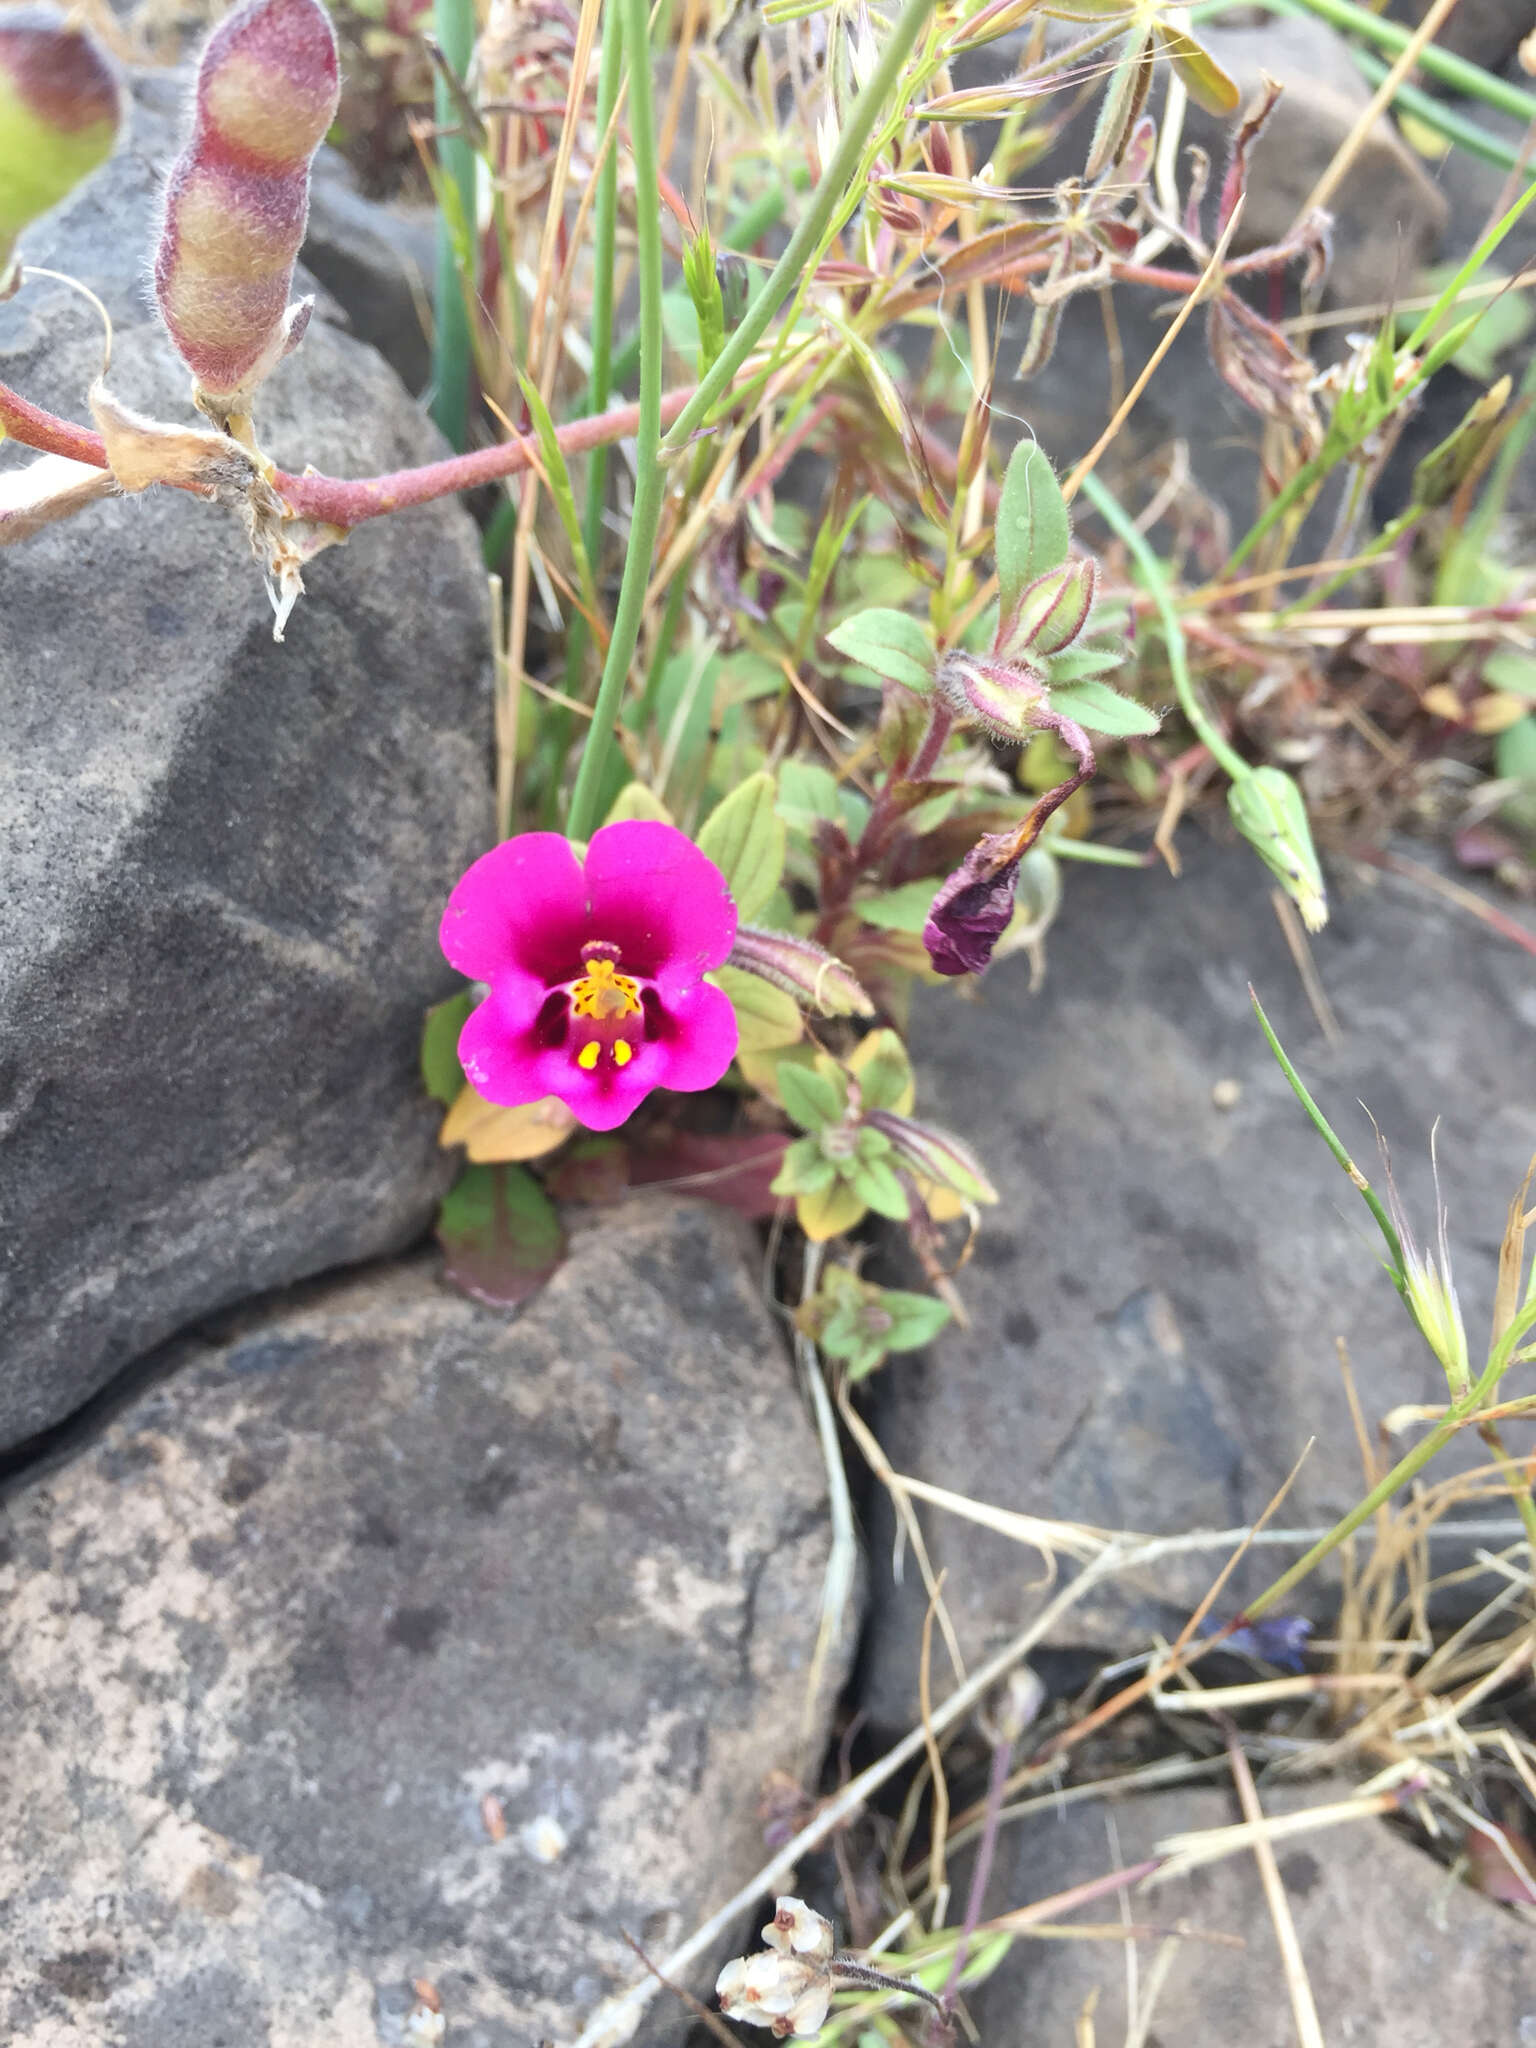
1244;1406;1467;1618
430;0;478;451
532;0;631;821
566;0;667;841
1249;992;1405;1281
566;0;935;833
1353;53;1536;180
660;0;939;457
1077;469;1250;782
578;7;627;604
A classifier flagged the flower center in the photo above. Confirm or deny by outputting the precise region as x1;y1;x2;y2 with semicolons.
567;948;643;1073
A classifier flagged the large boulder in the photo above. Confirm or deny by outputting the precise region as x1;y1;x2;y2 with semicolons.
0;1203;854;2046
966;1780;1536;2046
0;74;492;1449
861;832;1536;1728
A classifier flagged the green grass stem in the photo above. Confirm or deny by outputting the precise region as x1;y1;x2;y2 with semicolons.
566;0;668;840
1077;469;1249;783
429;0;478;452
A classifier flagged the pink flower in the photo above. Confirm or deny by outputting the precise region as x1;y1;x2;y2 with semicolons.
439;822;740;1133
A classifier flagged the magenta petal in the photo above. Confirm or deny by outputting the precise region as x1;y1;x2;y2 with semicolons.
583;821;738;977
561;1053;663;1132
457;980;553;1105
440;834;586;983
648;980;740;1095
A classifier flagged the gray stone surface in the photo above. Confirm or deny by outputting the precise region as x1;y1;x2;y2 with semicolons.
1186;13;1449;315
862;832;1536;1727
0;76;492;1448
0;1202;852;2047
1388;0;1536;74
967;1781;1536;2047
305;151;437;396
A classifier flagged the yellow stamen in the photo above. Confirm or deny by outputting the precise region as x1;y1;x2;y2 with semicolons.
613;1040;633;1068
576;1041;601;1071
570;955;642;1022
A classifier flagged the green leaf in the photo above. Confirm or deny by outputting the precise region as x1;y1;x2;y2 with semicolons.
906;785;963;834
771;1135;838;1197
1483;648;1536;699
716;649;786;703
1046;636;1127;686
879;1288;953;1351
436;1164;566;1307
995;440;1071;623
856;879;939;933
1047;677;1161;736
778;1060;846;1132
714;964;802;1052
603;781;675;826
849;1027;915;1114
776;758;844;835
697;771;786;921
826;606;935;692
1497;715;1536;835
421;991;474;1106
845;1154;911;1220
1084;32;1152;181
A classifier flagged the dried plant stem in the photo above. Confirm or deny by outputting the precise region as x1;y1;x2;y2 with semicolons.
1225;1717;1340;2048
1062;199;1244;507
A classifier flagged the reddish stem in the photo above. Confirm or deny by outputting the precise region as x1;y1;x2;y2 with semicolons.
0;375;697;531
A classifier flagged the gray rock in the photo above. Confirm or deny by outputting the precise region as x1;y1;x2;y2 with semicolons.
0;1202;854;2047
966;1780;1536;2046
304;150;438;396
861;833;1536;1728
0;76;492;1448
1388;0;1536;75
1186;13;1450;315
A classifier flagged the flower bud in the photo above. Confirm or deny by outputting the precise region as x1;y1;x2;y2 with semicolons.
154;0;339;412
0;9;120;285
934;649;1049;742
998;557;1096;661
1227;766;1328;934
728;926;874;1017
865;1110;998;1206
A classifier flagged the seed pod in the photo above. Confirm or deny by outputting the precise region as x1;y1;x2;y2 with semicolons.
154;0;339;412
0;9;121;284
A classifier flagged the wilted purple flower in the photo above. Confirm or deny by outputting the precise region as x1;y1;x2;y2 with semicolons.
1204;1612;1314;1673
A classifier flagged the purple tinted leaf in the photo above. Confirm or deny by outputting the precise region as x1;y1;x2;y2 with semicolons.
437;1164;567;1307
629;1131;791;1217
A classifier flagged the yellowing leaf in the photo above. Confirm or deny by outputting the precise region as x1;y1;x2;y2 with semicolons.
797;1178;869;1242
440;1085;576;1163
